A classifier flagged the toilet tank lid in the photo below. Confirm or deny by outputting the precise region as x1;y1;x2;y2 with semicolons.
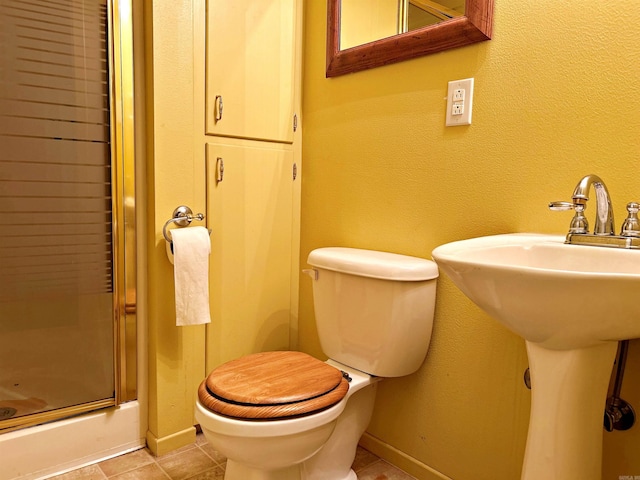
307;247;438;281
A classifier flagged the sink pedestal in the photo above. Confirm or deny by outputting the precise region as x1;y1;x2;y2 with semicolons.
522;341;618;480
432;233;640;479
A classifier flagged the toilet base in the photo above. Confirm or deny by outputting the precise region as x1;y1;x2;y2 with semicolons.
225;460;301;480
224;462;357;480
339;470;357;480
301;373;378;480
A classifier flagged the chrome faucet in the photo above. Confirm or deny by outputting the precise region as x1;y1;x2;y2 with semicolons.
571;174;615;235
550;174;640;249
549;174;614;235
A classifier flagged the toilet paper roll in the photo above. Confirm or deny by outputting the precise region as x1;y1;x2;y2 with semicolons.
171;226;211;326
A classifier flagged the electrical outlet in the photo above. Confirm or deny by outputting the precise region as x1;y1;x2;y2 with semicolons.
446;78;474;126
453;88;465;102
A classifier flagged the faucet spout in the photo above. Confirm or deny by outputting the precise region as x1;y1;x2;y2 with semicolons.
572;174;615;235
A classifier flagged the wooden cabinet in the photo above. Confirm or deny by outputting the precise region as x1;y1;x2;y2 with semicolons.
203;0;300;371
205;142;295;371
205;0;297;143
145;0;300;453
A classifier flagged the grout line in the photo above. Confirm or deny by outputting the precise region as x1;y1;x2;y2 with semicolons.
182;467;223;480
98;466;109;480
151;461;173;480
97;450;152;479
195;444;226;470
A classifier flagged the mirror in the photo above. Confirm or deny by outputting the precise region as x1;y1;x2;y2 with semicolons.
340;0;466;51
326;0;494;77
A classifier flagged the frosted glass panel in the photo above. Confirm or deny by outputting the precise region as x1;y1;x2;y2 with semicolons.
0;0;114;422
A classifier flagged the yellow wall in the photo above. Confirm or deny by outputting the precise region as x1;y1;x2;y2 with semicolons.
300;1;640;479
144;0;207;455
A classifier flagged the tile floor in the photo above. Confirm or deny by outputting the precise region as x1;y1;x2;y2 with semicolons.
48;432;417;480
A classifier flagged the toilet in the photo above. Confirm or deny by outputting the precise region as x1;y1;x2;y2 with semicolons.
195;247;438;480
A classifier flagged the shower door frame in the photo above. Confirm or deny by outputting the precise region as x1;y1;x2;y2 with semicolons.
0;0;137;433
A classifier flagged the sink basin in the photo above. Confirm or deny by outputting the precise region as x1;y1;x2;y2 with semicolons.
431;233;640;350
432;233;640;480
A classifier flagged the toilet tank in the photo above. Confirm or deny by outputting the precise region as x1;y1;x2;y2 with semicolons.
306;247;439;378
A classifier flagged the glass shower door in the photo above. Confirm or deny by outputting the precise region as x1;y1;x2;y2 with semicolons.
0;0;118;426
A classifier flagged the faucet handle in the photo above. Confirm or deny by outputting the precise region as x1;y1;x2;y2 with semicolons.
549;201;589;233
548;201;575;211
620;202;640;237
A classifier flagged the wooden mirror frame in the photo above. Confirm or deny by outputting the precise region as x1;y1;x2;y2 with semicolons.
326;0;494;77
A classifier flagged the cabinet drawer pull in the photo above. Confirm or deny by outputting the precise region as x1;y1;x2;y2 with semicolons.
215;157;224;184
214;95;223;122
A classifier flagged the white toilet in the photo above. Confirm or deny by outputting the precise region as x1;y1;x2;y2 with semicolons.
195;247;438;480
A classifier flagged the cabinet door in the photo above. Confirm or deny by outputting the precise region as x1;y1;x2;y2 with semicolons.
206;0;296;143
205;142;294;371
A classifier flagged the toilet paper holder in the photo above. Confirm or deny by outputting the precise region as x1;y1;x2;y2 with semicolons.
163;205;210;258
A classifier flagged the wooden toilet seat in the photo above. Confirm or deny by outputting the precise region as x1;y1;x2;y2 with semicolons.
198;351;350;419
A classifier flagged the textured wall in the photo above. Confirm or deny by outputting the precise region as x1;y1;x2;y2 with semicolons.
300;1;640;478
144;0;207;455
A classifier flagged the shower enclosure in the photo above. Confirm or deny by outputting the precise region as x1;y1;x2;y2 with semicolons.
0;0;137;437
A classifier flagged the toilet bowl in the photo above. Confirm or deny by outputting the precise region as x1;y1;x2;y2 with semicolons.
195;247;438;480
195;357;377;480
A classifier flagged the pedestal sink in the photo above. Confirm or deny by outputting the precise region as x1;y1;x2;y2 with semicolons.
431;233;640;480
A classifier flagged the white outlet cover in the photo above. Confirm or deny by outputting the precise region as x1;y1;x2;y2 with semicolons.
446;78;474;126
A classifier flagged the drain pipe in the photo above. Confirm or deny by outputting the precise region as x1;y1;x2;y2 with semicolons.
604;340;635;432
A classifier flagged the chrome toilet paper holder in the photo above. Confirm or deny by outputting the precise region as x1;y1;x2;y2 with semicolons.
163;205;210;260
